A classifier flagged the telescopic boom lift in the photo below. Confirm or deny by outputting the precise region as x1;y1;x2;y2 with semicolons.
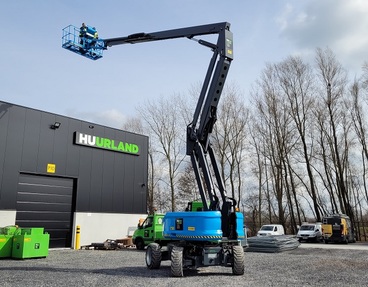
62;22;245;276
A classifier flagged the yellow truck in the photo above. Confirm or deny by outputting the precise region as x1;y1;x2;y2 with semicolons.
322;214;355;244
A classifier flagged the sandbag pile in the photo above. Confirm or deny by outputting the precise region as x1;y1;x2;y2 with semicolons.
245;235;300;253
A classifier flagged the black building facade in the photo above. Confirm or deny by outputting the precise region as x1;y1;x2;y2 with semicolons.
0;101;148;248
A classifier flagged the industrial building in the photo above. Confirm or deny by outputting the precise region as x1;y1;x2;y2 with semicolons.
0;101;148;248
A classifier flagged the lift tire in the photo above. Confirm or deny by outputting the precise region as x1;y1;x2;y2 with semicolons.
232;245;245;276
135;238;145;250
146;243;162;269
171;246;184;277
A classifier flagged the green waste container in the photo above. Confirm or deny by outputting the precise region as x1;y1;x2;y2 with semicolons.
12;228;50;259
0;225;21;258
0;235;14;258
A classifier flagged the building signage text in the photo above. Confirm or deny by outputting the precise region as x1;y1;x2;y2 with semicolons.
74;132;140;155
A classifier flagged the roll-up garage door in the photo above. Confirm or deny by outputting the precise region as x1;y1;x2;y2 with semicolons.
15;174;75;248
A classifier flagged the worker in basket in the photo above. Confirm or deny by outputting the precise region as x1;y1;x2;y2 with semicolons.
79;23;98;49
79;23;87;46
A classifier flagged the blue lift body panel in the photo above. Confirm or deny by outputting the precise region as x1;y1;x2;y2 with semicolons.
163;211;245;241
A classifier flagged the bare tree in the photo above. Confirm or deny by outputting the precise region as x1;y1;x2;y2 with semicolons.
250;63;297;227
124;46;368;238
351;78;368;205
212;85;249;205
137;94;187;212
275;56;321;223
122;117;156;213
176;163;201;209
247;112;272;227
314;47;355;224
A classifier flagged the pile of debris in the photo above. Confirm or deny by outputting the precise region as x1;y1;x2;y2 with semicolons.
82;238;135;250
245;235;300;253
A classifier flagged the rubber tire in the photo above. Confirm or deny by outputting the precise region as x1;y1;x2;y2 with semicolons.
232;245;245;275
171;246;184;277
146;243;162;269
135;238;145;250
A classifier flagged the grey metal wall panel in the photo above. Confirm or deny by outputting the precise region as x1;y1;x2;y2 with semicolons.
76;147;93;211
20;109;41;172
100;129;116;211
52;115;70;175
126;131;148;212
101;151;114;211
65;120;82;176
112;152;125;212
0;100;148;215
37;113;57;173
0;103;12;207
1;106;26;209
90;150;104;211
134;140;148;212
123;155;135;213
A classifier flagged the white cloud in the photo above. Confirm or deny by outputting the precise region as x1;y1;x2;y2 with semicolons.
277;0;368;74
276;3;293;31
66;108;127;129
97;109;127;128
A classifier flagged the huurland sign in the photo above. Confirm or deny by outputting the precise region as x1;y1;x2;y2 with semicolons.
74;132;140;155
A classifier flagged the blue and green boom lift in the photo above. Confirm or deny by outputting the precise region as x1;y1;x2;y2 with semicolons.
62;22;245;277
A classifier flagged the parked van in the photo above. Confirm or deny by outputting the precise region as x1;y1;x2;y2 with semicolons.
257;224;285;236
297;222;322;242
322;214;355;244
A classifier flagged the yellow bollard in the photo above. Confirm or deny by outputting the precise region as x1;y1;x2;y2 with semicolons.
75;225;81;250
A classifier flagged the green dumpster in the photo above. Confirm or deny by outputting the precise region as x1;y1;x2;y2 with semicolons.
0;225;21;258
0;235;14;258
12;228;50;259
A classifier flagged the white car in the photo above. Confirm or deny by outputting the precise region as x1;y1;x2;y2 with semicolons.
257;224;285;236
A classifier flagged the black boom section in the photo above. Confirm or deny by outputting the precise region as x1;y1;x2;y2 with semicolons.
83;21;236;237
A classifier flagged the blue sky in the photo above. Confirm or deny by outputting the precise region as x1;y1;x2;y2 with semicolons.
1;0;368;128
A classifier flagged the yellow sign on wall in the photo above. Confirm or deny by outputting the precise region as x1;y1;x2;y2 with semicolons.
47;163;56;173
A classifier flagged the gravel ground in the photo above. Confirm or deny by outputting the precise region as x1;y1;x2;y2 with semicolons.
1;247;368;287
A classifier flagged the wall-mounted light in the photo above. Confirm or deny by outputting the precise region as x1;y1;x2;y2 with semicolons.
51;122;61;129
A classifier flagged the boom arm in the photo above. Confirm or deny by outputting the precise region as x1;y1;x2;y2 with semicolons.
104;22;235;212
63;22;237;237
103;22;231;49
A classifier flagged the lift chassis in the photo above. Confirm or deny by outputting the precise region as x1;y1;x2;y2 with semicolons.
62;22;245;276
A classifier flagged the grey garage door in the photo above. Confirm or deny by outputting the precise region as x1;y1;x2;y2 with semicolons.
15;174;75;248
